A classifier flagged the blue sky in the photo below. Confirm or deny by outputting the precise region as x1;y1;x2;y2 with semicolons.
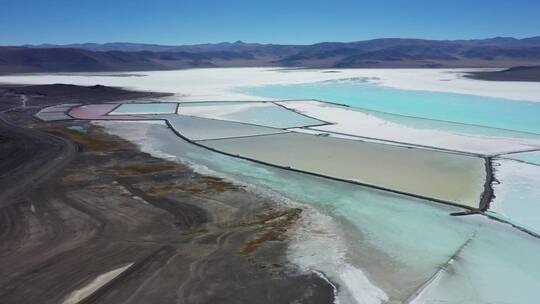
1;0;539;45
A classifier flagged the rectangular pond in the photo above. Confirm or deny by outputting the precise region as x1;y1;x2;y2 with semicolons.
489;158;540;234
69;104;146;120
110;103;178;115
501;150;540;166
278;100;540;155
179;101;325;129
241;80;540;134
202;132;486;208
155;114;288;141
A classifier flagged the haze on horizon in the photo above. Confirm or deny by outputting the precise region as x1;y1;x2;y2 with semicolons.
1;0;540;45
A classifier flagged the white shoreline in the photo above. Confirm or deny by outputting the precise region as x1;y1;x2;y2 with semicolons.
96;120;389;304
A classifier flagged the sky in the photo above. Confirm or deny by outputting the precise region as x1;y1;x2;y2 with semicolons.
1;0;539;45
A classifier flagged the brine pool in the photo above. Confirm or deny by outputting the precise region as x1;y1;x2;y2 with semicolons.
239;79;540;134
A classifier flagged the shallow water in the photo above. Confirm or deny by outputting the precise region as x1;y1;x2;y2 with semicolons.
179;101;324;128
69;104;145;120
279;100;540;155
490;159;540;234
202;132;486;207
240;81;540;134
501;150;540;165
97;121;540;303
152;114;287;141
410;215;540;304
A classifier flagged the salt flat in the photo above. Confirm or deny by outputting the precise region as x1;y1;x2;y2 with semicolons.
1;68;539;102
3;68;540;304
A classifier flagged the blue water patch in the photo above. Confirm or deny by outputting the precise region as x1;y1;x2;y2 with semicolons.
154;114;287;141
223;105;324;128
179;102;325;129
502;150;540;165
239;82;540;134
67;125;88;133
180;101;256;107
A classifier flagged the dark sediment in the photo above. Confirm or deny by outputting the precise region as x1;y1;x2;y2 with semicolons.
479;157;495;211
0;85;334;304
466;66;540;82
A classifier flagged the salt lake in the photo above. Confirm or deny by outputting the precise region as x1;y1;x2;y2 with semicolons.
2;68;540;304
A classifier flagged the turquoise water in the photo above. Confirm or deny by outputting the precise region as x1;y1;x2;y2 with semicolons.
223;105;324;128
180;101;324;128
502;150;540;165
136;122;540;303
358;106;540;140
152;114;286;141
409;216;540;304
240;82;540;134
181;101;257;107
489;159;540;234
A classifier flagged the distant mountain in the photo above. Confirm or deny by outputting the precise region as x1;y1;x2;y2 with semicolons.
23;36;540;51
25;42;180;52
2;36;540;74
0;47;166;73
0;47;238;73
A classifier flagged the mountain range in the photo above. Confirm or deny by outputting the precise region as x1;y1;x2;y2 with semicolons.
1;36;540;73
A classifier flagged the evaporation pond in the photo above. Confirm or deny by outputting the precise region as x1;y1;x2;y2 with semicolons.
490;159;540;234
277;100;540;155
155;114;287;141
179;101;324;128
242;82;540;134
502;150;540;166
202;132;486;207
110;103;178;115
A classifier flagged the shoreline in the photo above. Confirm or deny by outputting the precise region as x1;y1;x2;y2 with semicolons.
0;84;334;304
96;119;396;304
33;93;540;237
